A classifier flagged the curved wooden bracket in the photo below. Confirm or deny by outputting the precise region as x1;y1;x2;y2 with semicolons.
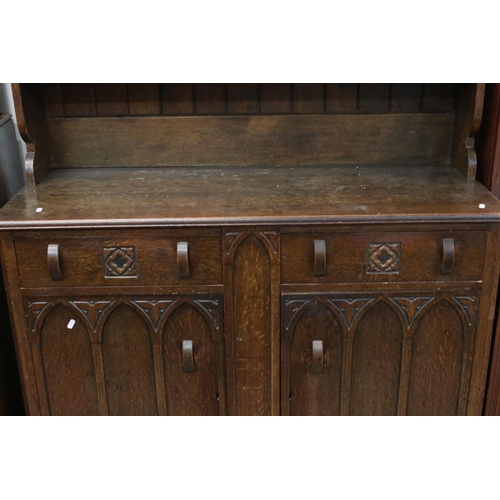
182;340;194;373
452;83;485;180
177;242;190;278
442;238;455;274
47;244;63;281
312;340;324;374
314;240;326;276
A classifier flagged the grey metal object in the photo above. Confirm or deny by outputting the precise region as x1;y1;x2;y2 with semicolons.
0;113;25;207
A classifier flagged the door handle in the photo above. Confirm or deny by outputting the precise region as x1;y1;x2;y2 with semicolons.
47;244;63;281
177;242;190;279
314;240;326;276
312;340;324;373
442;238;454;274
182;340;194;373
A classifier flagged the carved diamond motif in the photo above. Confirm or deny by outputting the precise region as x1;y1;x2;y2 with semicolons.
367;243;401;274
102;247;137;277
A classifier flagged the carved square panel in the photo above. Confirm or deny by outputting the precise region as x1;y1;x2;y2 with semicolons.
366;243;401;274
102;247;137;277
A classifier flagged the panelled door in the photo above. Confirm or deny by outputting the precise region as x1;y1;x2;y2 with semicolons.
25;295;226;416
281;289;480;416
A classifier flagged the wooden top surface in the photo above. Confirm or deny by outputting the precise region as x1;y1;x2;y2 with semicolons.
1;166;500;229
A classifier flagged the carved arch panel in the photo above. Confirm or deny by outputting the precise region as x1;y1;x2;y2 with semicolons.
37;304;99;415
223;228;280;416
162;302;225;416
282;289;480;416
24;295;225;416
101;303;157;416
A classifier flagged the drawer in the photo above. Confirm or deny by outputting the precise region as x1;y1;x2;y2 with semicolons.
281;231;487;283
15;229;222;287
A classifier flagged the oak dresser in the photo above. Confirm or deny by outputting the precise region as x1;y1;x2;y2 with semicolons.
2;83;500;416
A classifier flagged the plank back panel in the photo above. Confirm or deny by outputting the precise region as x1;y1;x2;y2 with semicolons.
47;114;454;168
94;84;129;116
227;84;259;114
161;84;194;115
293;84;325;113
127;84;161;115
60;84;96;116
45;84;456;117
325;84;357;112
358;84;390;113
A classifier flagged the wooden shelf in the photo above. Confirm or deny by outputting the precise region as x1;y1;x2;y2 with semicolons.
1;165;500;230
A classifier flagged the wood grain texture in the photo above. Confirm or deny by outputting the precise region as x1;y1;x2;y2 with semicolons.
282;231;487;284
194;84;226;115
227;84;259;114
27;83;459;120
162;302;222;415
469;226;500;414
476;87;500;415
94;84;128;116
325;84;357;112
259;84;293;113
293;84;325;113
11;83;51;185
452;83;485;180
286;302;343;415
14;229;222;288
0;267;24;415
102;304;157;415
39;304;99;415
127;84;161;115
0;235;40;414
350;302;402;415
60;84;96;116
407;300;464;415
358;84;390;113
423;84;455;112
391;84;422;112
161;84;194;115
477;83;500;197
230;234;272;415
43;84;64;116
46;114;454;169
1;167;500;231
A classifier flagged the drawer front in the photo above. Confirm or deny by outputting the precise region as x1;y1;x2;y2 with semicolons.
282;231;487;283
15;229;222;287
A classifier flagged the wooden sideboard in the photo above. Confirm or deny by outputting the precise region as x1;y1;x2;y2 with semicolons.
2;83;500;416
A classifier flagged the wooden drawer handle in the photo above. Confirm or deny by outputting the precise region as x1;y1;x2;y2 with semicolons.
177;242;190;279
312;340;324;374
442;238;455;274
314;240;326;276
182;340;194;373
47;244;63;281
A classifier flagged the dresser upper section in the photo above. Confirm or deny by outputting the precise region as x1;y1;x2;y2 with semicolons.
12;83;484;185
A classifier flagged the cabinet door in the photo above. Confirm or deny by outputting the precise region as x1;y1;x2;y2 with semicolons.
25;295;226;415
282;290;479;416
